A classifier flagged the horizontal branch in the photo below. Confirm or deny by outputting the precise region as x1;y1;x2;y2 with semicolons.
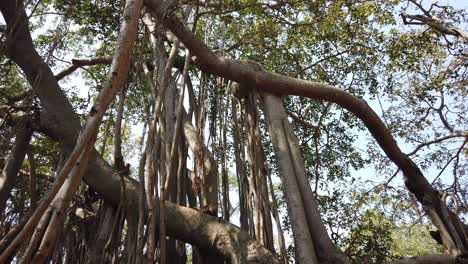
0;1;280;262
54;56;112;81
144;0;468;253
145;0;427;194
165;202;280;264
407;131;468;156
54;55;188;81
0;105;37;129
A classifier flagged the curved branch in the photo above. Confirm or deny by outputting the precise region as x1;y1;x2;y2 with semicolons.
145;0;468;254
165;202;279;264
0;1;280;262
407;131;468;156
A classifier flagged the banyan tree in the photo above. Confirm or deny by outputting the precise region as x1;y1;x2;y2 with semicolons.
0;0;467;263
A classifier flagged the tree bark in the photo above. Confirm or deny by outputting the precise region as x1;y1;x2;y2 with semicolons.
27;150;37;213
1;0;142;260
86;203;118;264
182;111;219;215
144;0;468;255
262;92;349;263
267;168;288;264
113;89;126;170
245;93;274;252
232;97;249;232
0;122;32;212
261;93;319;264
165;202;280;264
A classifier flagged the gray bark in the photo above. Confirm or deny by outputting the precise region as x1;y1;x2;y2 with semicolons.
261;93;318;264
0;122;32;211
0;3;278;261
144;0;468;254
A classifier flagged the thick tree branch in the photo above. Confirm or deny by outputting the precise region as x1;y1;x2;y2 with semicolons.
165;202;279;264
0;121;32;211
144;0;468;254
0;1;279;262
0;105;37;129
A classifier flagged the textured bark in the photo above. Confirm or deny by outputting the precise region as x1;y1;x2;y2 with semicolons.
142;18;176;264
0;122;32;211
0;220;24;254
156;38;180;199
182;111;219;215
142;61;159;264
113;90;126;170
232;98;249;231
267;168;288;264
245;98;262;242
182;111;224;264
165;202;280;264
0;0;142;260
252;109;275;253
159;36;186;264
261;93;318;264
221;95;230;222
245;94;274;252
144;0;468;255
86;203;118;264
262;92;348;263
29;146;93;263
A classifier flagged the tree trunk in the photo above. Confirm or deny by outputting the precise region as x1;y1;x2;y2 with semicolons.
0;122;32;211
261;93;318;264
86;203;119;264
262;92;348;263
232;98;249;232
113;90;126;170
